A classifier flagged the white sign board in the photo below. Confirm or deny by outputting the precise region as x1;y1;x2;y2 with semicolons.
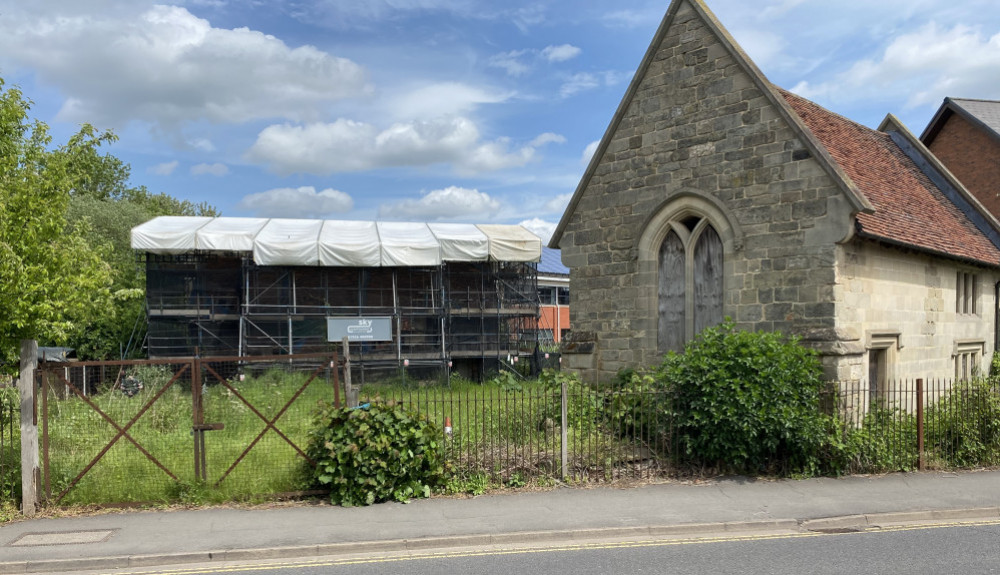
327;317;393;342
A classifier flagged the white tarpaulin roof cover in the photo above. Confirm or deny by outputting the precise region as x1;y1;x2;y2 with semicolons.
131;217;541;266
476;224;543;262
428;223;490;261
319;221;380;267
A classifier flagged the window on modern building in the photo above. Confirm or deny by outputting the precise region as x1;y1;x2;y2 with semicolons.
658;220;723;353
538;287;556;305
557;287;570;305
954;340;984;381
956;271;979;315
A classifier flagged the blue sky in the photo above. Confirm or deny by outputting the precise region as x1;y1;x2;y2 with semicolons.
2;0;999;242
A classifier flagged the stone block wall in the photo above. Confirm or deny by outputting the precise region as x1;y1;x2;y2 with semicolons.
832;239;999;381
558;1;853;380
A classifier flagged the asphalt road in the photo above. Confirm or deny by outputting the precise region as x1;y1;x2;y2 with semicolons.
78;519;1000;575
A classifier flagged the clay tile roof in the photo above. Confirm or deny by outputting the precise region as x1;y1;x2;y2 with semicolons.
779;88;1000;266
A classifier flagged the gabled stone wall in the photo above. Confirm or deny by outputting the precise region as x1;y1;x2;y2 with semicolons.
558;1;854;381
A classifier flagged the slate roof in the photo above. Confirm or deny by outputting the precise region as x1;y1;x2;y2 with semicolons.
922;97;1000;145
781;89;1000;266
538;246;569;276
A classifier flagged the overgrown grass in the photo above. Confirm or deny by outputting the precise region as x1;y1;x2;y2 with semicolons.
43;364;337;505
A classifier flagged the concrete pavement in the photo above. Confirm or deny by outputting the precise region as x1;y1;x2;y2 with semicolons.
1;470;999;573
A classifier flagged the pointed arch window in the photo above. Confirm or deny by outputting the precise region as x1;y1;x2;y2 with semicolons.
658;218;723;353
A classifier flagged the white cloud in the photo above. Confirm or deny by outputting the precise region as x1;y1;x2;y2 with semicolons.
541;44;581;63
190;162;229;176
149;161;179;176
559;73;601;98
378;186;500;220
0;5;368;131
791;23;1000;108
247;116;562;176
602;8;663;28
530;133;567;147
545;193;572;213
388;82;512;120
490;45;582;78
581;140;600;166
558;70;627;99
488;50;531;77
512;4;546;33
188;138;216;153
287;0;479;28
518;218;557;244
237;186;354;218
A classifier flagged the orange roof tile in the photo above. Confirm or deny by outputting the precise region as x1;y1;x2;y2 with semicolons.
780;89;1000;266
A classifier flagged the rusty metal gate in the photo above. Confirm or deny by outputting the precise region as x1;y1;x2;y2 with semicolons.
37;352;340;506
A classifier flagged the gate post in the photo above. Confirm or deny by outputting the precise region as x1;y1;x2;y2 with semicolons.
19;340;39;516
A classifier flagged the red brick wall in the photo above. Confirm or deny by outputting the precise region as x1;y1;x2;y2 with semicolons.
927;113;1000;219
538;305;570;342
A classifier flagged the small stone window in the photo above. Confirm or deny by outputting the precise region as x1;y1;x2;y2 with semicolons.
658;218;723;352
954;340;984;381
956;271;979;315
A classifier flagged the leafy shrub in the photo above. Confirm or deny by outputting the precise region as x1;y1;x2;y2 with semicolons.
926;378;1000;467
303;401;448;506
538;369;603;432
0;386;20;505
840;407;918;473
656;320;827;475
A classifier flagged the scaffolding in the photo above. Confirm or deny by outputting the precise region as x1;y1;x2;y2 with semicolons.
143;253;539;378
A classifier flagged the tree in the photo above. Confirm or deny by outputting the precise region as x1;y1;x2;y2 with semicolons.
0;79;113;370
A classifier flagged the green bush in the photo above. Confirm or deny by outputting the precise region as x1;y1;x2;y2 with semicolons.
538;369;603;432
926;378;1000;467
303;401;448;506
842;407;918;473
657;320;827;475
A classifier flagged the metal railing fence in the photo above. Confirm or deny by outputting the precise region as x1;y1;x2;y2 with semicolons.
0;386;17;504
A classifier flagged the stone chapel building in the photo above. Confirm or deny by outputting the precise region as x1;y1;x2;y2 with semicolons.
550;0;1000;384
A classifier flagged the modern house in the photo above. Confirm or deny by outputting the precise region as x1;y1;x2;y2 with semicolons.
550;0;1000;387
536;246;570;345
131;217;542;379
921;98;1000;220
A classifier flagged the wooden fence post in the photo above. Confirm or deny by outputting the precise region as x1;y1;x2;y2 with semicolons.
916;378;924;471
19;340;39;516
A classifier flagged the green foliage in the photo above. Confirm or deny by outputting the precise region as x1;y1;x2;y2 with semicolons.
538;369;603;432
925;378;1000;467
0;80;113;370
656;320;827;475
0;386;19;507
304;401;448;506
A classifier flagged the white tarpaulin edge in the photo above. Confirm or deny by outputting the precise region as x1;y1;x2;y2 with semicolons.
196;217;269;252
428;223;490;261
131;216;540;265
476;224;542;262
131;216;213;254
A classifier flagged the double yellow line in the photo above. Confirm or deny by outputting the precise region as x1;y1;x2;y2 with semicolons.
103;518;1000;575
